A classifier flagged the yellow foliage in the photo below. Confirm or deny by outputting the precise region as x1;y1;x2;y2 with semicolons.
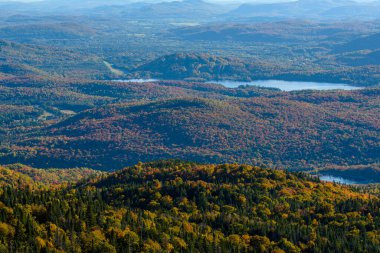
182;221;194;233
143;239;162;252
271;249;286;253
91;229;107;241
0;222;15;237
35;236;47;249
228;234;248;248
238;195;247;206
173;236;187;249
169;226;181;235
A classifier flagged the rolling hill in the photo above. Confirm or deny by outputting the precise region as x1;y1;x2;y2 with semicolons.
338;50;380;66
0;164;101;189
4;89;378;174
121;0;229;20
130;53;257;81
129;53;380;86
224;0;380;21
335;33;380;53
0;23;96;43
0;160;380;252
0;39;113;79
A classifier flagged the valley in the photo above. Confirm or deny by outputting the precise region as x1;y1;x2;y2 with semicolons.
0;79;378;175
0;0;379;252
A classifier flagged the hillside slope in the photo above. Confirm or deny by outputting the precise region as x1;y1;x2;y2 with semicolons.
5;89;379;173
0;164;101;189
0;161;379;252
129;53;380;86
0;40;112;79
130;53;257;81
224;0;380;21
335;33;380;53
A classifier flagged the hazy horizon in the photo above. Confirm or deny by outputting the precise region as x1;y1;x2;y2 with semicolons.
0;0;376;3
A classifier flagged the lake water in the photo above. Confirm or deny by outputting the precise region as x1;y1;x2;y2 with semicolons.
114;79;361;91
319;175;375;185
115;79;159;83
207;80;361;91
319;175;362;185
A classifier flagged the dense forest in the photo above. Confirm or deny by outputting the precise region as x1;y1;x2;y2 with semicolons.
1;14;380;86
0;164;102;189
0;1;379;252
127;53;380;86
1;84;378;174
0;160;380;252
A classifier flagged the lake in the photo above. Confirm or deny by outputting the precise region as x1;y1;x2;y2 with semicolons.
207;80;361;91
319;175;373;185
114;79;159;83
114;79;362;91
319;175;361;185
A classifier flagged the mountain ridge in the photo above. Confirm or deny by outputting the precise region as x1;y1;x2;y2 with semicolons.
4;92;378;174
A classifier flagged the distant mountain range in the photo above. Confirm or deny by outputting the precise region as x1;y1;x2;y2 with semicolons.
1;0;380;21
335;33;380;53
224;0;380;21
120;0;230;20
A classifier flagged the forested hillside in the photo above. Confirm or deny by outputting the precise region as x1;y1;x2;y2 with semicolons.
0;0;379;252
0;161;380;252
0;40;113;79
0;161;379;252
2;88;378;173
0;164;101;189
129;53;256;81
128;53;380;86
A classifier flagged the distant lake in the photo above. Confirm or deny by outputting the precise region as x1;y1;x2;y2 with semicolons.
207;80;361;91
114;79;159;83
319;175;373;185
114;79;362;91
